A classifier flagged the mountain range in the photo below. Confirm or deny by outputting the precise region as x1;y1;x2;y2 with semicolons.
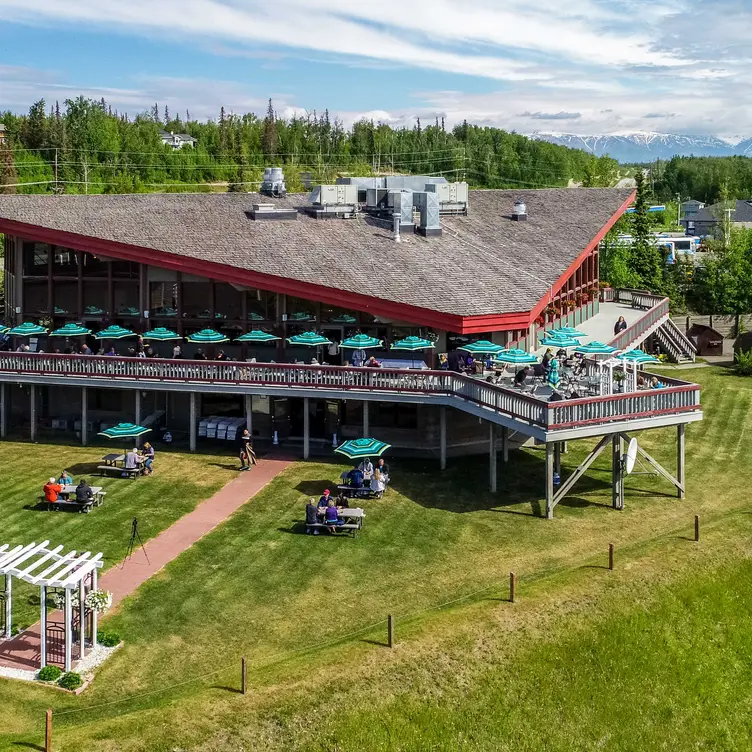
530;131;752;163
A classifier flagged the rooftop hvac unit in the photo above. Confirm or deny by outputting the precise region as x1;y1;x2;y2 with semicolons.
366;188;389;210
414;192;441;237
389;190;415;229
425;181;469;215
385;175;447;193
310;184;358;207
260;166;287;197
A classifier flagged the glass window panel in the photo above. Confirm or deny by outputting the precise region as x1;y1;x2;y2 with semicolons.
246;289;276;321
286;296;316;324
181;280;212;318
82;281;107;315
80;252;108;278
22;242;49;275
149;282;179;318
113;282;140;317
214;283;243;321
51;246;78;276
111;259;139;279
24;279;48;314
52;281;77;316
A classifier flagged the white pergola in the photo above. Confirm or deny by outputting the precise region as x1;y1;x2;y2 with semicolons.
0;541;104;671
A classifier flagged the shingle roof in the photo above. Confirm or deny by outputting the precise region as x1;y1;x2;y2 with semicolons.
0;188;631;317
691;200;752;225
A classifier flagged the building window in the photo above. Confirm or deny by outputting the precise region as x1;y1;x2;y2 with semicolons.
22;242;49;276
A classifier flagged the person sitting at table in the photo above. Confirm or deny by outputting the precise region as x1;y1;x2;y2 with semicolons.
542;348;553;370
57;469;73;499
447;350;463;373
348;466;364;489
365;355;381;368
44;477;63;504
318;489;332;511
194;349;207;361
376;457;390;480
514;366;533;387
438;353;448;370
142;442;155;475
352;348;367;368
125;447;143;472
549;389;564;402
637;375;647;389
464;354;475;373
105;345;116;356
358;458;374;478
650;376;665;389
336;492;349;509
75;479;93;504
370;468;386;496
325;499;344;533
305;498;321;534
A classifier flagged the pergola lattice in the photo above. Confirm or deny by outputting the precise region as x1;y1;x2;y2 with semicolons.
0;541;104;671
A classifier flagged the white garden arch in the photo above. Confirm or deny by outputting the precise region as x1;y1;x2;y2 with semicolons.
0;541;104;671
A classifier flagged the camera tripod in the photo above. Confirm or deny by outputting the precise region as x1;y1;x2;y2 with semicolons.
122;517;150;568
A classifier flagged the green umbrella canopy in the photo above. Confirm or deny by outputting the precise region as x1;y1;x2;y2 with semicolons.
9;322;48;336
493;348;538;365
539;335;580;348
153;306;178;316
94;325;136;340
235;330;281;343
619;349;659;363
248;312;264;321
340;333;383;349
288;312;314;322
390;336;435;352
97;422;151;440
118;306;140;316
49;323;92;337
546;327;585;338
335;438;391;460
84;306;104;315
575;341;617;355
287;331;332;347
142;327;182;342
458;340;505;355
185;328;230;344
330;314;357;324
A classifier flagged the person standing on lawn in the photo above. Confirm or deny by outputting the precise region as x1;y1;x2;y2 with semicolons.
238;428;255;471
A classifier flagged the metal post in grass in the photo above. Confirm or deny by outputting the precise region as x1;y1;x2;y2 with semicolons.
241;656;247;695
694;515;700;543
45;709;52;752
388;614;395;648
608;543;614;571
509;572;516;603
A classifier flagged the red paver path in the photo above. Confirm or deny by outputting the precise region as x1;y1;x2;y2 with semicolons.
0;457;292;671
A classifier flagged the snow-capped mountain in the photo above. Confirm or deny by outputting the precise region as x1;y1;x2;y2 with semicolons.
530;131;749;162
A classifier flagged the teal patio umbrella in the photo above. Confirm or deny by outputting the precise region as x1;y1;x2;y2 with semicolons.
547;327;586;338
153;306;177;317
547;357;561;388
287;331;332;347
494;349;538;365
390;336;435;352
186;328;230;344
118;306;140;316
575;341;617;356
340;333;383;349
335;438;391;460
142;327;182;341
248;312;264;321
83;306;104;316
95;325;136;340
458;340;505;355
0;326;8;335
619;349;659;363
9;322;48;337
288;312;315;322
539;335;580;348
235;330;280;343
49;323;92;337
330;314;357;325
98;422;152;455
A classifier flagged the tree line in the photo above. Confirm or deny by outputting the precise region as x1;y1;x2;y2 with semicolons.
652;155;752;205
0;96;620;194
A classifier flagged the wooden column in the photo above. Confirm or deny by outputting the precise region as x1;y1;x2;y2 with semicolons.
363;400;369;436
76;251;83;319
4;574;11;639
612;434;624;510
91;569;98;648
63;588;72;673
0;383;7;439
189;392;197;452
545;443;555;519
244;394;253;438
501;425;509;463
29;384;37;443
135;390;142;426
14;236;23;321
81;386;88;446
554;442;561;476
303;397;310;460
489;423;497;493
439;406;447;471
677;424;685;499
47;244;54;321
78;578;86;661
39;584;47;666
106;261;114;317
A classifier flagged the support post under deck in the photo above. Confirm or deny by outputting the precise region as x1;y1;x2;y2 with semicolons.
363;401;369;436
303;397;310;460
501;426;509;463
39;584;47;667
439;406;447;471
245;394;253;439
81;386;88;445
189;392;197;453
489;423;497;493
612;434;625;510
554;442;561;476
677;424;685;499
0;383;6;439
29;384;37;443
545;443;555;519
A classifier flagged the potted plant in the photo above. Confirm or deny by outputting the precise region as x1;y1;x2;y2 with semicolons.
613;369;626;393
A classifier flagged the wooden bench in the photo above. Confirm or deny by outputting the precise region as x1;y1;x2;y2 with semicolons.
97;465;140;479
306;521;362;538
42;496;94;514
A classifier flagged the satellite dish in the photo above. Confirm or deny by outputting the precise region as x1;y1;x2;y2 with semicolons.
624;438;638;475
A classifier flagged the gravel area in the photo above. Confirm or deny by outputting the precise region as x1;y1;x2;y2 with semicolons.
0;664;36;682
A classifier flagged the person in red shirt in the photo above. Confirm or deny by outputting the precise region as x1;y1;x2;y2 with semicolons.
44;477;62;503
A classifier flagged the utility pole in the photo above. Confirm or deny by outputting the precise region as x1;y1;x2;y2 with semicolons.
54;148;59;193
676;193;681;227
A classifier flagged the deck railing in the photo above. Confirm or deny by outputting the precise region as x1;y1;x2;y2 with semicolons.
609;296;670;352
0;352;701;433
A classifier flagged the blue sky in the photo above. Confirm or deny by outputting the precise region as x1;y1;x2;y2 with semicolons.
0;0;750;138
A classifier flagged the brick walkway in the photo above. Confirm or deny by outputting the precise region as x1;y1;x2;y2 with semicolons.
0;457;292;671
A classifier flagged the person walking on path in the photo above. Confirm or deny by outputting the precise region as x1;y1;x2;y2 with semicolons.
238;428;257;471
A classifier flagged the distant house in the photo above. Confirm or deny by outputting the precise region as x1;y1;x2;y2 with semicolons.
681;199;752;237
0;124;6;146
681;199;704;218
158;129;197;150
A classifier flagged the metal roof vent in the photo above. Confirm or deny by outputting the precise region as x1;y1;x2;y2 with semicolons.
247;203;297;221
260;166;287;197
414;192;441;237
512;200;528;221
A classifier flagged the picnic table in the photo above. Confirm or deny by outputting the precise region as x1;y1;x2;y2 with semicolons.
46;485;105;513
101;453;124;465
98;453;144;478
307;507;366;537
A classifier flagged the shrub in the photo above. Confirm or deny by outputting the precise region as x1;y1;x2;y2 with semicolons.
97;630;122;647
37;665;62;682
734;348;752;376
58;672;83;691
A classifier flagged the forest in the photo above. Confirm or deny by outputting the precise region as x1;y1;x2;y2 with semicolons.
0;96;620;195
652;155;752;204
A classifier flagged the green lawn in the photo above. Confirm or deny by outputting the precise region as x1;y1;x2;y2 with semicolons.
2;366;751;751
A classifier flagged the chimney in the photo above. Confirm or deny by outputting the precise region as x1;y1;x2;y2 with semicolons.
512;200;528;221
393;214;401;243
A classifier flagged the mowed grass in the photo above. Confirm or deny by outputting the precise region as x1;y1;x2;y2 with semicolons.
2;366;751;751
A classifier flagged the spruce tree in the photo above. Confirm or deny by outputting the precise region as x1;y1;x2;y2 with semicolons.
262;98;277;158
630;171;662;291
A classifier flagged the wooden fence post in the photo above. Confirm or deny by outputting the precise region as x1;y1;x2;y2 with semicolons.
694;515;700;543
45;708;52;752
388;614;394;648
241;657;247;695
509;572;516;604
608;543;614;571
